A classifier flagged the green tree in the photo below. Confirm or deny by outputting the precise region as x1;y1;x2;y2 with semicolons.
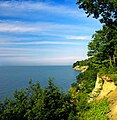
87;25;117;69
76;68;97;93
76;0;117;26
0;80;72;120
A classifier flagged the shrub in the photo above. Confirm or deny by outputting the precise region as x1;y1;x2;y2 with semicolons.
83;98;110;120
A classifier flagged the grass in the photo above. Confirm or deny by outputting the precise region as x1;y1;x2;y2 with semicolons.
82;98;110;120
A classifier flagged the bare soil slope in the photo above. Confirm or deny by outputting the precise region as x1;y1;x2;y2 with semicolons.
107;88;117;120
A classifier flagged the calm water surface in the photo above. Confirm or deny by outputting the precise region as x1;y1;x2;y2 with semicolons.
0;66;80;101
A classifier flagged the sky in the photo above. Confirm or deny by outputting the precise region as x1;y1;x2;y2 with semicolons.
0;0;102;66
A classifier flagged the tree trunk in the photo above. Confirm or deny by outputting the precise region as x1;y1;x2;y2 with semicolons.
109;56;113;67
113;55;116;66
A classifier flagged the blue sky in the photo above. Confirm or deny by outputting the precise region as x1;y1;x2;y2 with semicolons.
0;0;101;66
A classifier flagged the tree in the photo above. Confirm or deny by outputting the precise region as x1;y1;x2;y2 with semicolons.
0;80;72;120
76;0;117;26
87;25;117;68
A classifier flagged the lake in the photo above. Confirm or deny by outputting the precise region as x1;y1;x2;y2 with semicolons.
0;66;80;101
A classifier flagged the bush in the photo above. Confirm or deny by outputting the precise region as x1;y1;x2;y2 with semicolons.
76;68;97;93
83;98;110;120
99;67;117;75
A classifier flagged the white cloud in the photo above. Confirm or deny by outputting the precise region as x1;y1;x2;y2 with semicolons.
0;56;81;65
0;20;97;35
0;54;30;57
0;47;66;53
65;35;91;40
0;47;47;51
0;41;85;45
0;22;41;32
0;21;52;33
0;1;83;18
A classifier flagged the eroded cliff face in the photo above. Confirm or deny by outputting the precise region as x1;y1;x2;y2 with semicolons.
89;74;117;101
88;74;103;102
97;75;117;120
90;74;117;120
73;66;88;72
97;76;116;100
107;88;117;120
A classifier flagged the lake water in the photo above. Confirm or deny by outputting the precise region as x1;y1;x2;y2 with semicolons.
0;66;80;101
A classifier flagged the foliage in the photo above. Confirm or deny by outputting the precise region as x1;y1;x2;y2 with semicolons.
99;67;117;75
76;68;97;93
71;82;78;88
0;72;110;120
76;92;89;117
73;59;90;68
88;25;117;69
72;1;115;119
76;0;117;26
0;80;72;120
76;0;117;70
69;67;110;119
83;98;110;120
68;110;78;120
1;0;116;119
99;67;117;82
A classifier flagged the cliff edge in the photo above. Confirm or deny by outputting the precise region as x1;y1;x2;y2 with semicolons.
91;74;117;120
73;66;88;72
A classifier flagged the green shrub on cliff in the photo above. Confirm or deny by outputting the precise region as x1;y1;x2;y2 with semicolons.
83;98;110;120
76;68;97;94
